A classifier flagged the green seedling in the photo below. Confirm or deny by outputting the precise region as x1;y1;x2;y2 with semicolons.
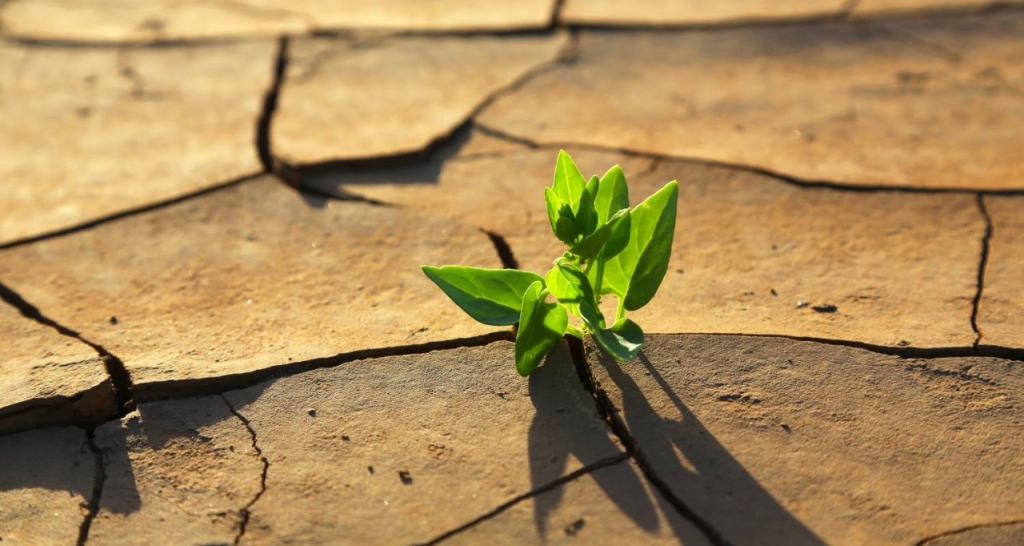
422;151;678;376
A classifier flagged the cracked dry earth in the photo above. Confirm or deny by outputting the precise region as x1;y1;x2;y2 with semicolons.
2;2;1024;545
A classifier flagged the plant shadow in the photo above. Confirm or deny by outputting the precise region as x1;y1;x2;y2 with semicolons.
525;342;699;542
594;346;826;546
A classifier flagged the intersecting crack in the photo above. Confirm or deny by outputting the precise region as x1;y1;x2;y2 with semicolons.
971;194;994;351
0;281;136;423
416;452;630;545
75;429;107;546
915;518;1024;545
221;395;270;546
564;336;731;546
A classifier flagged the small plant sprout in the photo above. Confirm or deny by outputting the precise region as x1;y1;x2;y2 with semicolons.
422;151;678;376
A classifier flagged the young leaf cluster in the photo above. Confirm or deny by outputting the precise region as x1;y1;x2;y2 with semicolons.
423;151;678;376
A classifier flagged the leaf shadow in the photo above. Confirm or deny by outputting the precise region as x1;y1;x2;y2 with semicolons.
594;346;826;546
525;342;665;538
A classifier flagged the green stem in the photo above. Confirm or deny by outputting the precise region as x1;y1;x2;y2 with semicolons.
593;259;605;302
616;296;625;323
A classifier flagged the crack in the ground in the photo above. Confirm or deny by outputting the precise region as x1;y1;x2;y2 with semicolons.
971;194;993;351
132;331;514;404
221;395;269;546
257;36;288;174
704;331;1024;362
565;336;731;546
915;518;1024;545
484;230;520;269
873;22;963;64
75;429;106;546
416;451;630;545
549;0;567;28
271;30;579;193
0;281;136;419
0;172;262;251
472;122;1024;196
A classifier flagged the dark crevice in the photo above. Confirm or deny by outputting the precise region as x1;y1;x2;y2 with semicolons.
417;452;630;545
75;429;106;546
484;230;519;269
472;123;1024;196
915;518;1024;546
0;172;262;251
257;36;288;173
131;330;514;404
971;193;994;351
565;336;731;546
221;395;269;546
473;122;540;150
549;0;567;28
674;331;1024;362
0;281;136;418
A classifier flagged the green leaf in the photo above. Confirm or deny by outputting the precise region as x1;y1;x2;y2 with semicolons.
594;165;630;224
544;261;595;306
554;216;579;246
570;208;629;260
575;175;600;237
422;265;543;326
553;150;586;214
603;181;679;310
578;301;643;361
515;281;568;376
577;299;607;332
544;187;562;238
597;318;645;362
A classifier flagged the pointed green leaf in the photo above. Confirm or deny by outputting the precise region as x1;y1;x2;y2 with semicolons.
544;261;595;306
596;318;645;362
515;281;568;376
570;208;629;260
553;150;586;213
593;165;633;260
594;165;630;224
603;181;679;310
575;175;600;237
544;187;563;238
422;265;543;326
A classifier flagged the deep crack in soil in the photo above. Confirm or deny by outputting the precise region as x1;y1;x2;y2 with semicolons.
0;281;136;419
75;429;106;546
222;395;270;546
971;193;993;351
565;336;731;546
256;36;290;175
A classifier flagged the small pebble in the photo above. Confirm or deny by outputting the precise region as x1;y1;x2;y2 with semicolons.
398;471;413;485
306;408;316;417
812;304;838;313
796;301;809;309
108;316;118;325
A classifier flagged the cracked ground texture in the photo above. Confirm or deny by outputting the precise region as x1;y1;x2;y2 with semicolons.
1;3;1023;546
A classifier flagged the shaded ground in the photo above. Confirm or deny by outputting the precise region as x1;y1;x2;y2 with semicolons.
2;1;1023;544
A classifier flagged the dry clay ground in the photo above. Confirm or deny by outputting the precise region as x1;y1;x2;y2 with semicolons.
2;1;1024;545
